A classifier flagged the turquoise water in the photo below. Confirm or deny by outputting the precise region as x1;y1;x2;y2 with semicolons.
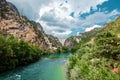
0;53;71;80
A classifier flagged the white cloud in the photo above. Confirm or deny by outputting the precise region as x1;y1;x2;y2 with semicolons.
52;30;72;37
38;7;120;37
36;0;110;37
77;32;80;36
36;1;76;37
7;0;54;19
85;25;101;32
80;9;120;28
68;0;108;17
7;0;120;38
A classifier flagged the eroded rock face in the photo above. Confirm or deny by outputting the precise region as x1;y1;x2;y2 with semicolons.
0;0;62;52
64;28;102;49
0;0;42;46
47;35;62;48
64;36;81;49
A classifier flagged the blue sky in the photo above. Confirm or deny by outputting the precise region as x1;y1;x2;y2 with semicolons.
7;0;120;38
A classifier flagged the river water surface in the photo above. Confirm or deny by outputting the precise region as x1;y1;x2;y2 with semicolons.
0;53;71;80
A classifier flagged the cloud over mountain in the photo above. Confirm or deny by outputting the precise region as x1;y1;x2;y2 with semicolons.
7;0;120;38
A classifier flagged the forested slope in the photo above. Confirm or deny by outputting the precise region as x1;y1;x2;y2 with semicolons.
68;16;120;80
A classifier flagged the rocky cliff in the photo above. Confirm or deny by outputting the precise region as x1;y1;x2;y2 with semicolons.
0;0;62;52
64;28;102;49
64;36;81;48
47;35;62;48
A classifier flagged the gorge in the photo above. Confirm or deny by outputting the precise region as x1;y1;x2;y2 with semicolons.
1;0;120;80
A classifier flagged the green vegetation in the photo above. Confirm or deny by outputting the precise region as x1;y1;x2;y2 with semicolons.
69;28;102;53
0;35;42;73
56;46;69;53
68;17;120;80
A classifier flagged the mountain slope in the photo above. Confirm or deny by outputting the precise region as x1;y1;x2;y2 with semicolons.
65;28;102;52
0;0;63;73
67;16;120;80
0;0;62;53
64;36;81;49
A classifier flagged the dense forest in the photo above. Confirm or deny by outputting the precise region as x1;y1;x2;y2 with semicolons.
67;17;120;80
0;35;42;73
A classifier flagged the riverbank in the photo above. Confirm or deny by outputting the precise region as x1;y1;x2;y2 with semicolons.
0;53;71;80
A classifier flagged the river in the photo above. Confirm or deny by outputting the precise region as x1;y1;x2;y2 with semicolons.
0;53;71;80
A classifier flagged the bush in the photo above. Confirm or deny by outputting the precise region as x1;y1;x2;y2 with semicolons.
0;35;42;73
95;31;120;60
68;31;120;80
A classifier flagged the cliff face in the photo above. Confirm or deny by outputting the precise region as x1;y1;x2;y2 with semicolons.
0;0;62;52
47;35;62;48
64;28;102;49
65;17;120;50
64;36;81;48
59;38;66;46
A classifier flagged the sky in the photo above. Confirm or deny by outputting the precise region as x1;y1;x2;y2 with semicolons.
7;0;120;38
